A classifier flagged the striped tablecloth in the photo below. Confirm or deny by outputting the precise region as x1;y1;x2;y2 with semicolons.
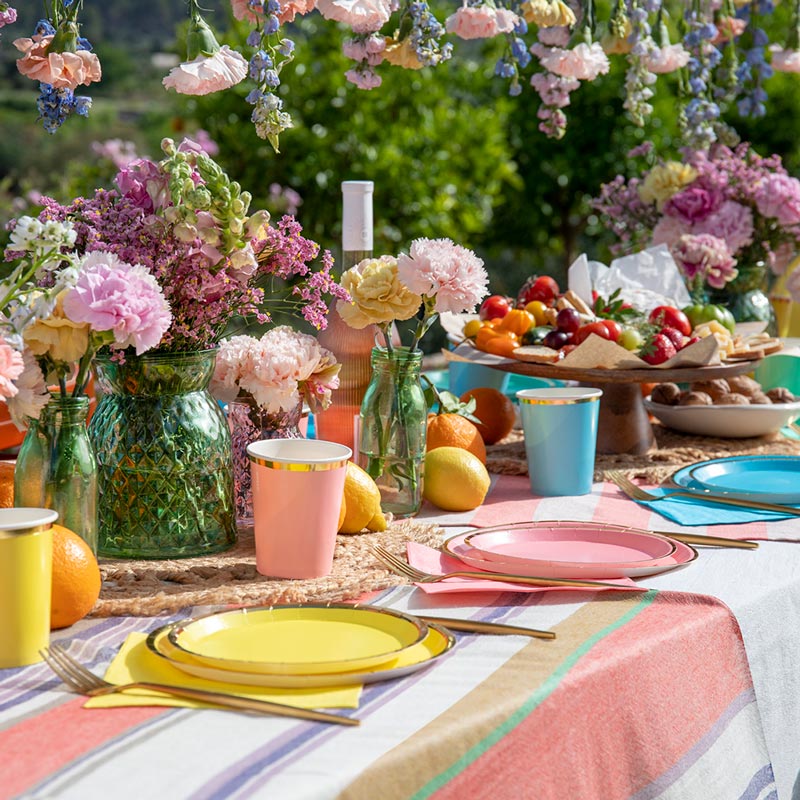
4;474;799;800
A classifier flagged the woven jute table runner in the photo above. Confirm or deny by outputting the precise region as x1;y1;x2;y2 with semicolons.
487;426;800;484
94;519;442;618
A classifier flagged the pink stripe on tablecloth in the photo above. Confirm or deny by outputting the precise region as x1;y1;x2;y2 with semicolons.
469;474;543;527
425;591;760;800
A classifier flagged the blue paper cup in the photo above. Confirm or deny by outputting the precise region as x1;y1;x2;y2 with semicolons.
754;353;800;395
516;387;603;497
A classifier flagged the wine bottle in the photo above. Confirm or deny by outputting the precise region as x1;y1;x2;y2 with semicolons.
315;181;379;453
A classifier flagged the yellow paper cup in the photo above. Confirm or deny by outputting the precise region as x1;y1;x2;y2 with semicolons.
0;508;58;669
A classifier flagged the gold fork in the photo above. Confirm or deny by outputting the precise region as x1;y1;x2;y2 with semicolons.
607;470;786;533
369;543;637;591
40;643;359;726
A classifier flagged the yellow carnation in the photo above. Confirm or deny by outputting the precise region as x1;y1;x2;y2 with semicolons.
23;292;90;365
337;256;422;329
638;162;698;208
522;0;576;28
383;37;425;70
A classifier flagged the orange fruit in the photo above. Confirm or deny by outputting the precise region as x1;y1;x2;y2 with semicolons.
426;413;486;463
50;524;101;630
459;387;516;445
0;461;15;508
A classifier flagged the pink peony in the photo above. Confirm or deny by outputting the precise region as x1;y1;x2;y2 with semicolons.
754;173;800;226
316;0;392;33
345;66;382;89
771;46;800;73
163;46;248;96
672;233;738;290
693;201;754;255
0;7;17;27
14;35;101;90
535;42;610;81
662;185;723;224
0;338;23;400
396;238;488;314
445;3;518;40
63;251;172;355
643;44;690;74
537;26;571;47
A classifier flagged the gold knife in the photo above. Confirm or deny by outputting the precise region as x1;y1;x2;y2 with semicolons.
419;615;556;639
662;488;800;517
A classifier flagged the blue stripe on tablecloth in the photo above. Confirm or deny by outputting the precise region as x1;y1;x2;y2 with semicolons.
738;764;778;800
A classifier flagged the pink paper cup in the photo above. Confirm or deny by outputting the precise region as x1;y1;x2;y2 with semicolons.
247;439;351;579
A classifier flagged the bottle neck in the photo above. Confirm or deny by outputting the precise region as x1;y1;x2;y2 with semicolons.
370;346;422;373
341;249;372;270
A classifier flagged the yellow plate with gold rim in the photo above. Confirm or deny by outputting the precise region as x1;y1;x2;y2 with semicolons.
148;620;455;687
165;605;429;676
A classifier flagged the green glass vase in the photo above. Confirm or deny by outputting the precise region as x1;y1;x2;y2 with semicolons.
706;261;778;335
89;350;236;559
14;395;98;554
358;346;427;518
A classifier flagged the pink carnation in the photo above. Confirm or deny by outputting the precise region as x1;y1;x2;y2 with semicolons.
230;0;263;21
771;46;800;73
115;158;170;213
672;233;738;290
396;238;488;314
14;35;101;90
163;46;248;96
62;251;172;355
342;34;386;65
278;0;316;23
651;215;690;249
345;66;382;89
535;42;610;80
754;173;800;226
693;201;754;255
445;3;518;40
663;185;723;224
316;0;392;33
0;7;17;27
0;338;24;401
643;44;690;74
713;16;746;45
6;350;48;426
537;26;570;47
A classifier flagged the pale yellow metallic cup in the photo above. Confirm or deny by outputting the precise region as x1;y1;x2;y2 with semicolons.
0;508;58;669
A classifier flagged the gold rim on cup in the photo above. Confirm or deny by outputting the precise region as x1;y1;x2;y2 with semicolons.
516;388;603;406
246;439;352;471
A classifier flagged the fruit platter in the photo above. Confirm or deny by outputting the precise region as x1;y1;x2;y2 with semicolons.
444;275;783;455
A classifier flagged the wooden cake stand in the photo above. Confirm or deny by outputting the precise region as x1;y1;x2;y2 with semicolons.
488;359;763;455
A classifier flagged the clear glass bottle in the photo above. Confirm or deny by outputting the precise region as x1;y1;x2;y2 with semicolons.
315;181;379;453
14;395;98;553
359;346;427;518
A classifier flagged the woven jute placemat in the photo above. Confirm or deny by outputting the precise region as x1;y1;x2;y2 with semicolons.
94;518;442;618
487;426;800;484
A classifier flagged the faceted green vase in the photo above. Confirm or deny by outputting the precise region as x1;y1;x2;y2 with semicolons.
89;350;236;559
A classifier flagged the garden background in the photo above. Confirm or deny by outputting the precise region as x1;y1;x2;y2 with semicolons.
2;0;800;350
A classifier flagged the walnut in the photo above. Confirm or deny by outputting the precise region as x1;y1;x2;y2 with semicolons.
766;387;796;404
690;379;730;400
650;383;682;405
717;392;750;406
726;375;762;397
749;392;772;405
678;391;713;406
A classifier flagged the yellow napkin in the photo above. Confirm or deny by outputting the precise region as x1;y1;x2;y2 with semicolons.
84;633;362;710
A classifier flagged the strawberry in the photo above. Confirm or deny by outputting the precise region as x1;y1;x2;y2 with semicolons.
640;332;677;365
660;326;686;350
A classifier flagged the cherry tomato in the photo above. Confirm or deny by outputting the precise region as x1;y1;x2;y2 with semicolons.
648;305;691;337
518;275;560;306
660;326;685;350
524;300;549;326
574;321;612;346
479;294;511;321
599;319;622;342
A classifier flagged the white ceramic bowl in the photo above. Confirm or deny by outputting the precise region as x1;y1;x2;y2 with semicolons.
644;398;800;438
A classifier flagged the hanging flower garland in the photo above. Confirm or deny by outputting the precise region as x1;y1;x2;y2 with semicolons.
6;0;800;151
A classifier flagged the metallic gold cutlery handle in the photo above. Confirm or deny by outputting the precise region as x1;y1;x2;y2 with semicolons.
664;531;758;550
447;571;635;590
671;490;800;516
419;615;556;639
89;681;359;725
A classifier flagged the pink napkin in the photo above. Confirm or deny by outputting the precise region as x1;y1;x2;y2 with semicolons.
406;542;645;595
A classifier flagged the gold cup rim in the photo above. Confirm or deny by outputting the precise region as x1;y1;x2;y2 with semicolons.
517;388;602;406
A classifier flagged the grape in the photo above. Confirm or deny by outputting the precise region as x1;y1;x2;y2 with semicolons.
543;329;570;350
556;308;581;334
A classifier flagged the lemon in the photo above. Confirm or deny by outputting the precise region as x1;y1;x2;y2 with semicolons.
423;446;490;512
366;508;387;532
339;462;383;534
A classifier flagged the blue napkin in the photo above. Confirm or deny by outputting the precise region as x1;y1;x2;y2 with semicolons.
637;486;800;527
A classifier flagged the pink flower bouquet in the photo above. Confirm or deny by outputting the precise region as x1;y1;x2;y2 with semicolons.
593;142;800;300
